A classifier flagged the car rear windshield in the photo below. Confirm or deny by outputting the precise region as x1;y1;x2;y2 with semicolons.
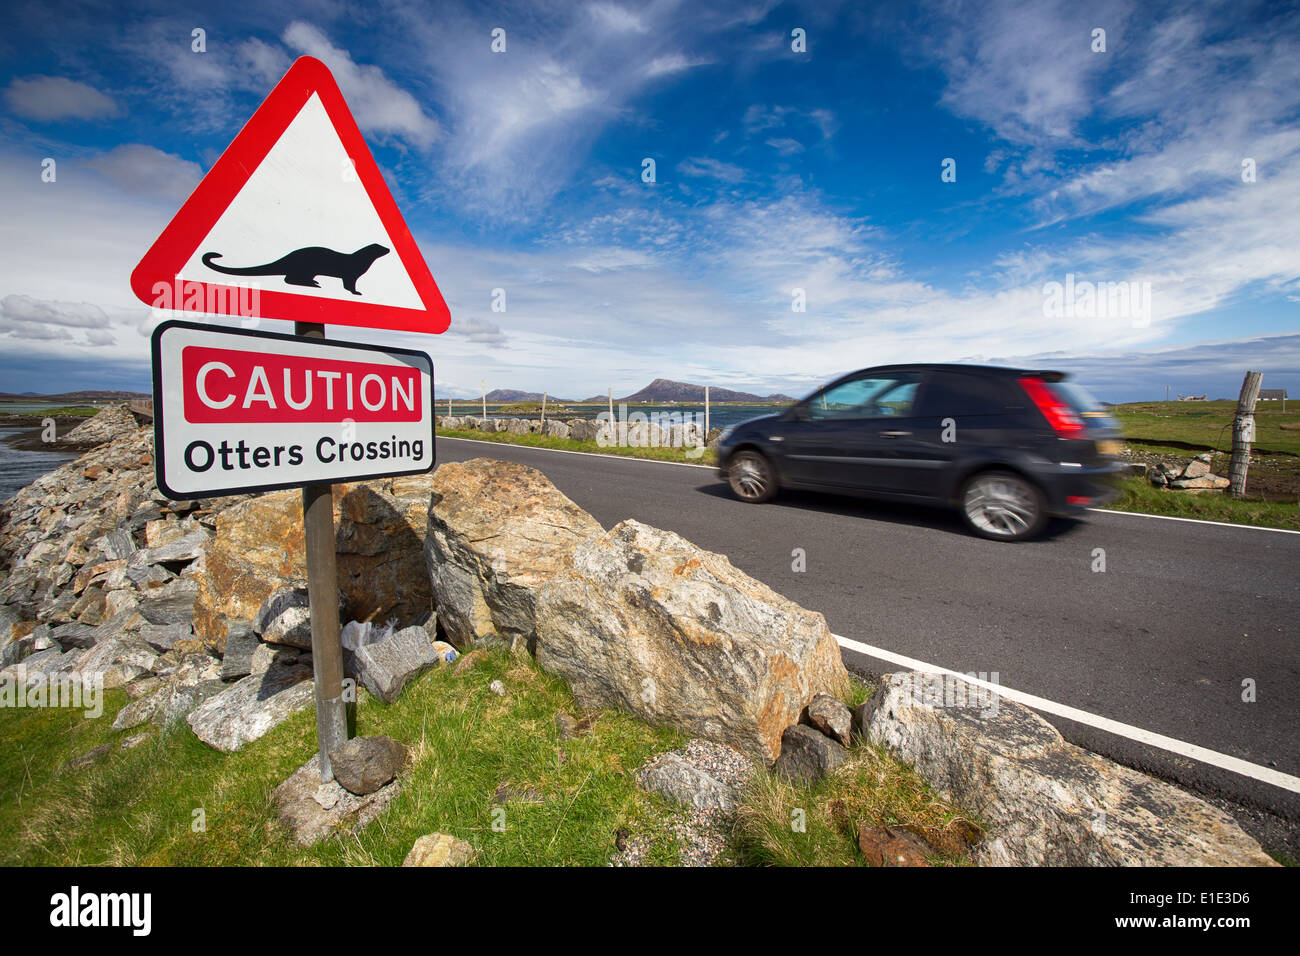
1047;381;1105;413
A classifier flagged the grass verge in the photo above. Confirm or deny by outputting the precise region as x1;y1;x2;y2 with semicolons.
1103;476;1300;531
0;652;972;866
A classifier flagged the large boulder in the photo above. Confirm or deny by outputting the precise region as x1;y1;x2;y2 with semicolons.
862;671;1278;866
186;663;314;751
534;520;850;763
424;459;604;652
192;478;435;652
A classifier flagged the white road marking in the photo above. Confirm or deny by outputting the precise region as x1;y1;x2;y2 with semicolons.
833;632;1300;795
1090;507;1300;535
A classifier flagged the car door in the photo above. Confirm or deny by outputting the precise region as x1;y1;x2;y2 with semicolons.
779;371;925;492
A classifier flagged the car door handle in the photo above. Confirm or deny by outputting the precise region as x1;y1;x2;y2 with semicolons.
880;430;912;438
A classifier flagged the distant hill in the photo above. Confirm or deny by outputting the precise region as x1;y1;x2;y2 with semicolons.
483;389;577;403
0;390;151;403
581;378;795;404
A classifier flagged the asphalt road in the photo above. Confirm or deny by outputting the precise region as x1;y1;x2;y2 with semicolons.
436;436;1300;833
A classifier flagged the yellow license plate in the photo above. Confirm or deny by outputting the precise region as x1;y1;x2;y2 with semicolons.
1097;439;1123;456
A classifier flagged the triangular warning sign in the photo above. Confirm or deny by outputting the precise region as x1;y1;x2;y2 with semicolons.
131;56;450;334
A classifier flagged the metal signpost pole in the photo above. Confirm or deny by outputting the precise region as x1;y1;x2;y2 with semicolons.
296;320;348;781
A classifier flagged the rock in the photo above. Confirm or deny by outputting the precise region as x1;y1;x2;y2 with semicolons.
1181;459;1211;479
219;622;259;680
127;530;210;569
638;748;750;811
273;753;402;847
858;825;932;867
806;692;852;746
327;735;410;795
535;519;850;762
72;637;160;689
488;679;506;697
186;663;314;752
862;671;1278;866
138;622;190;652
112;691;163;730
451;647;489;675
568;419;601;442
136;577;199;625
51;623;99;650
120;732;149;751
542;420;571;439
424;459;604;651
254;586;313;649
157;679;226;725
192;482;434;652
1170;475;1230;490
403;833;476;867
555;712;596;739
352;626;443;703
250;642;299;675
773;724;848;783
59;404;142;449
61;743;113;774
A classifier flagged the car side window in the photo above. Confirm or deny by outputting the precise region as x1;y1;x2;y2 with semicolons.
807;374;921;420
917;372;1010;418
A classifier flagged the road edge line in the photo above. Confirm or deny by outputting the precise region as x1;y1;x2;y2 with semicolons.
833;632;1300;795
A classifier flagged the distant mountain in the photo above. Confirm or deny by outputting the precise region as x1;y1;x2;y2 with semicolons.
0;390;151;402
483;389;577;403
584;378;795;404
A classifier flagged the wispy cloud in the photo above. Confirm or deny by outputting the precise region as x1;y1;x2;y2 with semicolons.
4;75;119;121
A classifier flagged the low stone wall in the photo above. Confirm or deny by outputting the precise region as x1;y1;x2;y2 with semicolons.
437;415;724;449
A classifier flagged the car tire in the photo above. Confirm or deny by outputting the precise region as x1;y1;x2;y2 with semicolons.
727;450;777;503
959;470;1047;541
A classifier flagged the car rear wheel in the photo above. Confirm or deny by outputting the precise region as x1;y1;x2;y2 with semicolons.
960;470;1047;541
728;450;777;503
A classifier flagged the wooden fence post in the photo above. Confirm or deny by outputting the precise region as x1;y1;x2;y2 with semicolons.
1229;371;1263;499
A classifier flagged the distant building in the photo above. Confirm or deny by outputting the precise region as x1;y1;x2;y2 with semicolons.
1259;389;1288;401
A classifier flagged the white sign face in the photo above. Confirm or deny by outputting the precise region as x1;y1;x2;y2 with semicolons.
151;320;434;498
175;94;423;311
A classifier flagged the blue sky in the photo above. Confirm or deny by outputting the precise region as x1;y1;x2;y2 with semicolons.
0;0;1297;403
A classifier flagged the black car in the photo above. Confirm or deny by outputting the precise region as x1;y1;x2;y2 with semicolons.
715;364;1124;541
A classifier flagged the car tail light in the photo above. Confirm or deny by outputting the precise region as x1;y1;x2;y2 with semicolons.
1018;376;1085;437
1067;495;1091;505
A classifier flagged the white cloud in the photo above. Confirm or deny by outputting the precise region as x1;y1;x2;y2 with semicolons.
282;21;439;149
4;75;119;122
645;53;712;77
83;144;203;202
587;2;649;34
676;156;747;182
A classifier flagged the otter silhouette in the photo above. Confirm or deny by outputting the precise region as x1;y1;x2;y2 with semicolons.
201;243;390;295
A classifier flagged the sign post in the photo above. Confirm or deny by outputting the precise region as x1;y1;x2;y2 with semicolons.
133;56;450;782
295;321;348;778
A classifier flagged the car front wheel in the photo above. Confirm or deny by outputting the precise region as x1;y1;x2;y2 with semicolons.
960;470;1047;541
727;450;777;503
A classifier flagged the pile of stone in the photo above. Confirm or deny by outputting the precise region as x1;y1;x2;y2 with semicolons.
0;406;454;759
1147;453;1230;490
437;415;724;449
57;403;147;451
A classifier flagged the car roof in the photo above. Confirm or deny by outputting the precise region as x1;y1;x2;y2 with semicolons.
842;363;1068;380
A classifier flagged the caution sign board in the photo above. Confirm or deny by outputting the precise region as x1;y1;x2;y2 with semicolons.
130;56;450;334
152;320;433;498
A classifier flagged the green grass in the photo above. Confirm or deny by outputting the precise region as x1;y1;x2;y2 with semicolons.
0;405;98;419
0;651;972;866
0;652;684;865
439;426;718;467
732;744;981;866
1100;476;1300;530
1111;400;1300;457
